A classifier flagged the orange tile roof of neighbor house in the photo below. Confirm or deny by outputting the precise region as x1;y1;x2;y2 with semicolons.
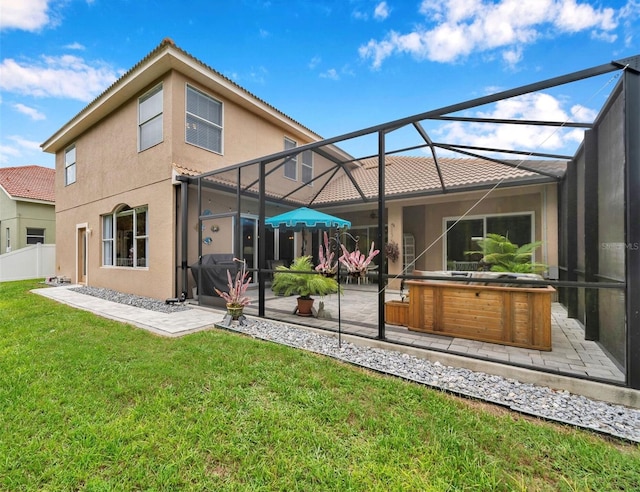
0;165;55;202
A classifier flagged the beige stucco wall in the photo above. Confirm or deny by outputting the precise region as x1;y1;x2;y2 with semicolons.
54;76;177;299
55;180;175;299
335;183;559;283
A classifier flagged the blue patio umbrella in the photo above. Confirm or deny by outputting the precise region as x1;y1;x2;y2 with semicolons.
266;207;351;256
265;207;351;231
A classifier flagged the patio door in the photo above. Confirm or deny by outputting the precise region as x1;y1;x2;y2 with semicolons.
237;216;294;282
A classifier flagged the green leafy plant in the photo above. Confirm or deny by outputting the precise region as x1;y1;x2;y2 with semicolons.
465;233;546;273
272;255;340;299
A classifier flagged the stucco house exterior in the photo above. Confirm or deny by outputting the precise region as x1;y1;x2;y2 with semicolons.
42;39;561;301
0;165;55;254
41;39;355;298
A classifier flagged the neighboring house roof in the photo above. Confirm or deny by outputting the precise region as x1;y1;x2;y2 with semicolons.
42;38;322;154
0;165;55;203
313;156;567;205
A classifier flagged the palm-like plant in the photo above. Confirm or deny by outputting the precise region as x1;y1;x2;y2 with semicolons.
271;256;340;299
465;233;546;273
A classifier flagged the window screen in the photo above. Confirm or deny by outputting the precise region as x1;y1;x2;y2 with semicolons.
186;85;222;153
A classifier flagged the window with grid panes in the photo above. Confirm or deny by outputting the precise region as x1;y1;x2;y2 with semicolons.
283;137;297;180
102;206;148;268
301;149;313;185
26;228;45;244
186;85;222;153
139;84;163;151
65;145;76;185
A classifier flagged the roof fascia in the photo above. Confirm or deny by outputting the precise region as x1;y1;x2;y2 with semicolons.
0;184;53;204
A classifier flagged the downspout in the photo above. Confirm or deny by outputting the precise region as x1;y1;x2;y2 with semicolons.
177;176;189;298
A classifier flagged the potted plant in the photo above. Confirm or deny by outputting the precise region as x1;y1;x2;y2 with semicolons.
271;255;340;316
465;233;546;273
315;231;337;277
214;258;251;319
339;241;380;279
385;241;400;263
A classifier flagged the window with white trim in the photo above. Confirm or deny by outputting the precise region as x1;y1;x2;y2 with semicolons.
102;205;148;267
301;149;313;186
139;84;163;151
65;145;76;185
26;228;45;245
283;137;297;180
5;227;10;252
445;213;534;270
186;85;223;153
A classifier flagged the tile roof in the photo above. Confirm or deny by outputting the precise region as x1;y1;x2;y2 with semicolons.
0;165;55;202
177;156;566;206
313;156;567;204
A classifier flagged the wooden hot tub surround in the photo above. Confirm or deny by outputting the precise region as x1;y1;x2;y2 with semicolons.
385;273;555;351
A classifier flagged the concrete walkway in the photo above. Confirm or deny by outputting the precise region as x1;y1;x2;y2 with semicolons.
33;284;639;409
33;284;218;337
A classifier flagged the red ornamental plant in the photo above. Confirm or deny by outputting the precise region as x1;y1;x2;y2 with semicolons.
315;231;337;275
339;241;380;275
214;258;251;307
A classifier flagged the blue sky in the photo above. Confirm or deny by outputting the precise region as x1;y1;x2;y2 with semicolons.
1;0;638;169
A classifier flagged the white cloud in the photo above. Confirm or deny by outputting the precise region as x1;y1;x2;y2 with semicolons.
360;0;623;68
0;55;120;102
0;0;51;31
433;92;596;154
0;136;41;165
320;68;340;80
0;143;22;164
352;9;368;20
502;46;523;67
374;2;390;20
8;135;42;152
13;103;46;120
308;56;321;69
64;42;86;50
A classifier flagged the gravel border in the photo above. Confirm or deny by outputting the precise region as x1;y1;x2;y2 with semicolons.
224;319;640;443
70;285;640;443
70;286;191;313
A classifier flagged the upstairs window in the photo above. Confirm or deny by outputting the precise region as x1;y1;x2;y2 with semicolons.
186;85;223;153
102;205;148;268
26;228;45;245
65;145;76;185
284;137;297;180
301;149;313;186
139;84;163;151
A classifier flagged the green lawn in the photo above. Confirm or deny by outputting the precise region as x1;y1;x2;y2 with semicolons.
1;279;639;491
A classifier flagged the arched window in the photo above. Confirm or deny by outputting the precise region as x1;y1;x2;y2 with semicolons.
102;205;148;267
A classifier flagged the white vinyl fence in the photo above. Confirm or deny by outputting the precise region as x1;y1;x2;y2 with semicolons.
0;244;56;282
